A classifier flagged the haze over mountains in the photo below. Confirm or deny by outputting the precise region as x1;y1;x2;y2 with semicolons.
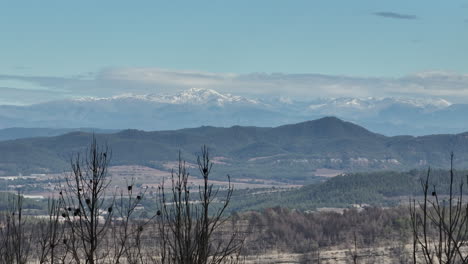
1;117;467;181
0;127;118;141
0;88;465;136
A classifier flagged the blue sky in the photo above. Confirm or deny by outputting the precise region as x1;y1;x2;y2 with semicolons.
0;1;468;104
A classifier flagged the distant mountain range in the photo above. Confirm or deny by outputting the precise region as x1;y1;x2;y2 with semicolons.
0;88;466;136
0;117;467;181
0;127;118;141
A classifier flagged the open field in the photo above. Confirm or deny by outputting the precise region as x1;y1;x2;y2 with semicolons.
313;168;344;178
0;164;302;200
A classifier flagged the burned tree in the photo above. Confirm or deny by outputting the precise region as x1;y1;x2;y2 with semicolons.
37;198;65;264
410;153;468;264
110;179;152;264
0;139;244;263
0;191;32;264
59;137;114;264
157;146;244;264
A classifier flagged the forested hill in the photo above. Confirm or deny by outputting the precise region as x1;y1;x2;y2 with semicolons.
0;117;467;179
228;169;468;211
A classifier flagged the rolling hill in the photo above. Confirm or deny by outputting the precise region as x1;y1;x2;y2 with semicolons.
0;117;467;181
227;168;468;212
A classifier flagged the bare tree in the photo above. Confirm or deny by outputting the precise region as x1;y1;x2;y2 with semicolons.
0;191;32;264
0;141;244;263
59;137;114;264
156;146;244;264
348;231;359;264
410;153;468;264
37;198;65;264
110;179;154;264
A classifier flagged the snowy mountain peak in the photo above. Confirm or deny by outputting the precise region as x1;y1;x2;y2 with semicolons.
308;97;452;111
164;88;259;105
74;91;451;113
73;88;259;106
180;88;223;98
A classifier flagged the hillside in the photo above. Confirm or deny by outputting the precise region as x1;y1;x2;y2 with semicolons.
0;117;467;181
227;168;468;212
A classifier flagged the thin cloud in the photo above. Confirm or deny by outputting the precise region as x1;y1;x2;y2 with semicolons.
373;11;418;20
0;86;66;105
2;69;468;104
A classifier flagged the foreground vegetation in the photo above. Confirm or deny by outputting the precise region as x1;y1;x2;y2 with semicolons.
4;137;468;263
0;192;416;263
0;140;243;264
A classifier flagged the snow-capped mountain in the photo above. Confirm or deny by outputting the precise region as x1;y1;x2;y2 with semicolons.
308;97;451;111
75;88;259;106
0;88;467;136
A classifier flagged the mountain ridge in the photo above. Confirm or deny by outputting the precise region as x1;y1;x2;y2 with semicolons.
1;117;467;180
0;127;119;141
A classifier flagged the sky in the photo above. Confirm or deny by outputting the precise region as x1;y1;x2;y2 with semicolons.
0;1;468;105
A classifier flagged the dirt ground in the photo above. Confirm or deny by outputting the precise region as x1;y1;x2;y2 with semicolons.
242;245;412;264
